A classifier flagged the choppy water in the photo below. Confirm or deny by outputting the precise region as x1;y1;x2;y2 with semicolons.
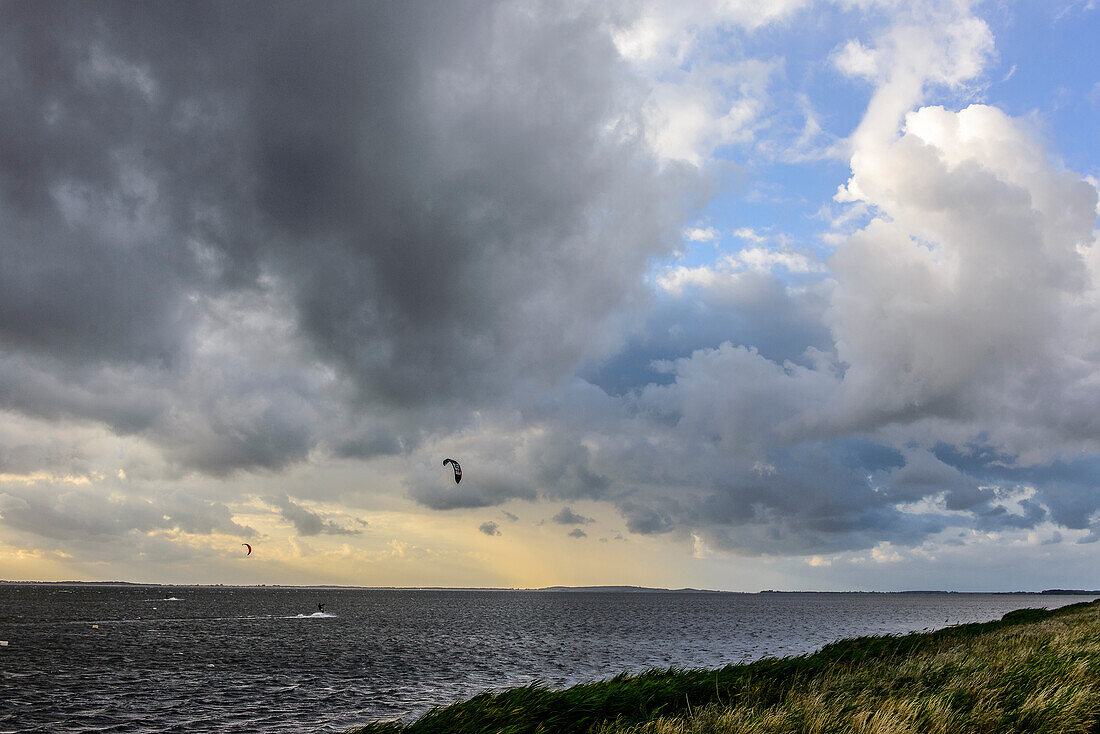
0;585;1094;733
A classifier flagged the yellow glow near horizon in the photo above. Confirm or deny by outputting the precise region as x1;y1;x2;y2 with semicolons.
0;496;693;588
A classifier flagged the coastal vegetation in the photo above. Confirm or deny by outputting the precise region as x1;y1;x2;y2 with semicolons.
348;599;1100;734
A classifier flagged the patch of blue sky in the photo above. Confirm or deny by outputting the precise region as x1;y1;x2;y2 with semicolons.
659;0;1099;286
656;6;885;275
625;7;887;393
700;158;852;250
735;2;881;137
984;1;1100;181
627;1;1098;396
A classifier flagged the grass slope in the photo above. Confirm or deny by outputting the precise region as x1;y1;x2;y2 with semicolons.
347;600;1100;734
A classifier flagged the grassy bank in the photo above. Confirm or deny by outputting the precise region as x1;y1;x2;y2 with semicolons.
348;600;1100;734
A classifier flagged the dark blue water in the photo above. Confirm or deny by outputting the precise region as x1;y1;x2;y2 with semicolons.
0;585;1094;733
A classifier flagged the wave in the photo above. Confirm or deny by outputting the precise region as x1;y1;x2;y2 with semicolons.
292;612;337;619
87;615;276;625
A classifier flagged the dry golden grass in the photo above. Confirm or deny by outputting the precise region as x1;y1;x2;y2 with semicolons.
598;604;1100;734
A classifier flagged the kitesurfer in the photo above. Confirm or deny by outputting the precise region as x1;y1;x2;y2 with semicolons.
317;602;326;613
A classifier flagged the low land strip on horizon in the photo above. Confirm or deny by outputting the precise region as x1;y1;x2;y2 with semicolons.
3;580;1098;595
348;599;1100;734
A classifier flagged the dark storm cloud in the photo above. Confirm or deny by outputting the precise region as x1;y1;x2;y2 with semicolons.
528;435;611;500
596;431;1045;555
871;448;984;509
0;1;693;474
619;502;674;535
478;521;501;536
268;493;359;536
0;345;323;477
332;433;407;461
552;506;594;525
929;445;1100;530
407;468;537;511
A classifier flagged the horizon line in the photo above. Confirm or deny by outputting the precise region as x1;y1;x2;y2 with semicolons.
2;580;1098;595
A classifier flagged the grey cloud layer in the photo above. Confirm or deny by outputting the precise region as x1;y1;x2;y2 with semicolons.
4;2;1100;564
268;493;359;537
0;1;691;473
0;485;253;541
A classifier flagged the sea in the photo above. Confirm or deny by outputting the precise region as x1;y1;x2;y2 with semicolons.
1;585;1095;733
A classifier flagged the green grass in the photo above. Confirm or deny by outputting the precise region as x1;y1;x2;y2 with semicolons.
346;600;1100;734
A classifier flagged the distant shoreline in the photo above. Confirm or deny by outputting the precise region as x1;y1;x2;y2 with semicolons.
2;580;1098;595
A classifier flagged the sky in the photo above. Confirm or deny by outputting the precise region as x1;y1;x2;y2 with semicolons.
1;0;1099;591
